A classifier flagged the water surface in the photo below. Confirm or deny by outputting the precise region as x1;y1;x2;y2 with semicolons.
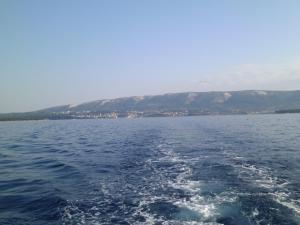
0;114;300;224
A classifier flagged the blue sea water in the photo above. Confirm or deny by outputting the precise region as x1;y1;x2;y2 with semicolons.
0;114;300;225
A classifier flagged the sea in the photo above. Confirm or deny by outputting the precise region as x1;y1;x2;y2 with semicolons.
0;114;300;225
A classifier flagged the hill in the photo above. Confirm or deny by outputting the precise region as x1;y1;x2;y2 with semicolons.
1;90;300;121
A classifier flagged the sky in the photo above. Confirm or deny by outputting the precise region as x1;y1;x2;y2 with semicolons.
1;0;300;113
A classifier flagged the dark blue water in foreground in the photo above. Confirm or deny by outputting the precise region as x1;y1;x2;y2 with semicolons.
0;115;300;225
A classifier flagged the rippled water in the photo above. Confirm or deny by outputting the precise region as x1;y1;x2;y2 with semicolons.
0;114;300;225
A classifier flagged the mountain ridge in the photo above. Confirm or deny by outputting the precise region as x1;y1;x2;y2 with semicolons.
1;90;300;121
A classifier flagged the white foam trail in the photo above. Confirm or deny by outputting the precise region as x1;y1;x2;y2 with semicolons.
132;143;223;224
271;192;300;215
159;144;217;217
228;152;300;216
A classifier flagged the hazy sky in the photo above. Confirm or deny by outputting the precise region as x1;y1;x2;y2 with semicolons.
1;0;300;113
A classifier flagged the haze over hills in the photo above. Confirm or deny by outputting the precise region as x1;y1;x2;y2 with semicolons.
1;90;300;121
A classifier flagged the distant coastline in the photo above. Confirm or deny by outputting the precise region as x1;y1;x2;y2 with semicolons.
0;111;274;122
1;90;300;121
275;109;300;114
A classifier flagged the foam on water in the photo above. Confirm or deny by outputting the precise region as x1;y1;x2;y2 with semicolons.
228;151;300;218
62;140;300;224
59;142;300;225
130;143;231;224
61;143;219;224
